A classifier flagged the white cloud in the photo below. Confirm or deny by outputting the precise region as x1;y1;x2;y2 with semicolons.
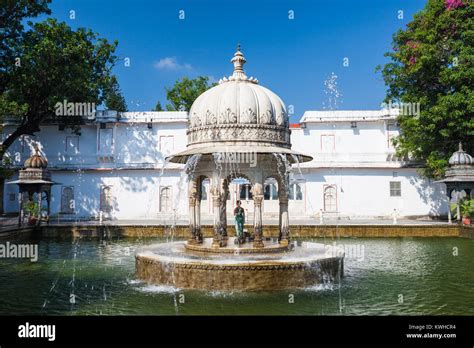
153;57;192;71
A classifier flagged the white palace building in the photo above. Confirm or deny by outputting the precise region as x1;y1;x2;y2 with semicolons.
0;50;449;223
1;108;448;222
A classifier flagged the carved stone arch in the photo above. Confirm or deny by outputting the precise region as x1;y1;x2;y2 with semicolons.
226;172;254;186
195;175;210;200
262;175;281;202
264;173;283;188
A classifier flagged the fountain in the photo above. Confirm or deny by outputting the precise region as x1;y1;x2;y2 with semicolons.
135;46;344;291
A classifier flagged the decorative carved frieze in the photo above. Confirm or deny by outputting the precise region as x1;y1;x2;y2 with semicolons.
259;109;273;124
18;168;51;181
136;255;338;271
240;108;257;124
187;124;291;146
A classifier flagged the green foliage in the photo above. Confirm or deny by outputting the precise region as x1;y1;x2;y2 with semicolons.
163;76;216;111
0;94;21;178
0;0;51;171
23;201;40;218
377;0;474;178
1;14;124;153
105;76;127;112
461;199;474;218
0;93;27;118
153;101;163;111
0;0;52;92
451;198;474;218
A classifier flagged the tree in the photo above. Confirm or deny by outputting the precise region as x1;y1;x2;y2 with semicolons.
164;76;216;111
0;0;51;153
153;101;163;111
1;18;120;153
0;0;52;214
105;76;127;112
377;0;473;178
0;0;52;93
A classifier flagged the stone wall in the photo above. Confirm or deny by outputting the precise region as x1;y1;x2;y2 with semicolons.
37;224;460;239
460;226;474;239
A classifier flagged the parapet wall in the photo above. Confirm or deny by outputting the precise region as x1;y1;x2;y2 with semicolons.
34;224;461;239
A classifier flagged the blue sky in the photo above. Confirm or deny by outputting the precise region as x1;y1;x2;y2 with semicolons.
37;0;427;122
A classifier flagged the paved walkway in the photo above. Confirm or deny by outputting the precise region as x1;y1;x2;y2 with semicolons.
1;215;453;231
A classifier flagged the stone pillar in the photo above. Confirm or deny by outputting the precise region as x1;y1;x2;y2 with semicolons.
220;180;229;240
446;188;454;223
278;188;290;246
194;198;201;239
447;189;452;224
454;189;461;222
252;182;264;248
37;190;42;226
211;188;223;248
210;178;228;248
18;190;23;227
46;189;51;224
187;179;201;244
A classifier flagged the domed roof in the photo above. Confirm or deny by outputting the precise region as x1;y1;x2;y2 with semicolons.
167;46;312;164
186;46;290;148
24;146;48;169
449;143;473;166
189;48;287;129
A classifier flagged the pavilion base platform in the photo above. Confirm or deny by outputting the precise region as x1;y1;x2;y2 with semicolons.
135;238;344;291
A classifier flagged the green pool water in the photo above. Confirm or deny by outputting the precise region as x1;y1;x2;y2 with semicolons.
0;235;472;315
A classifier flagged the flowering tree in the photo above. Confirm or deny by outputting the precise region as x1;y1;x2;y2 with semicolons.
377;0;473;178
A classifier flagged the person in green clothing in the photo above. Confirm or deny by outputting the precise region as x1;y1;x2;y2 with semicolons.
234;200;245;244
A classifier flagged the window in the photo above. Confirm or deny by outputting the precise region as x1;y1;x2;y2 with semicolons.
160;186;173;212
289;183;303;200
61;186;75;214
390;181;401;197
98;128;113;154
264;181;278;200
100;185;113;213
160;136;174;155
9;193;16;202
66;136;79;154
324;185;337;212
239;184;253;200
321;135;335;153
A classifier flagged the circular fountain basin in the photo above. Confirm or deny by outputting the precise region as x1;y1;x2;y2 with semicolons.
136;238;344;291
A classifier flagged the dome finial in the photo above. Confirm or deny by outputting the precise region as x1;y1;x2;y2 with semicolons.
231;44;247;79
24;143;48;169
449;141;473;166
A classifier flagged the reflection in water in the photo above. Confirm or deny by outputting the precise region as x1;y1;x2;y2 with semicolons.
0;237;472;315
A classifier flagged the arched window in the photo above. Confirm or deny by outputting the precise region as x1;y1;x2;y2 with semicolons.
100;185;113;213
239;184;253;200
61;186;75;214
264;179;278;200
324;185;337;212
160;186;172;212
289;183;303;200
